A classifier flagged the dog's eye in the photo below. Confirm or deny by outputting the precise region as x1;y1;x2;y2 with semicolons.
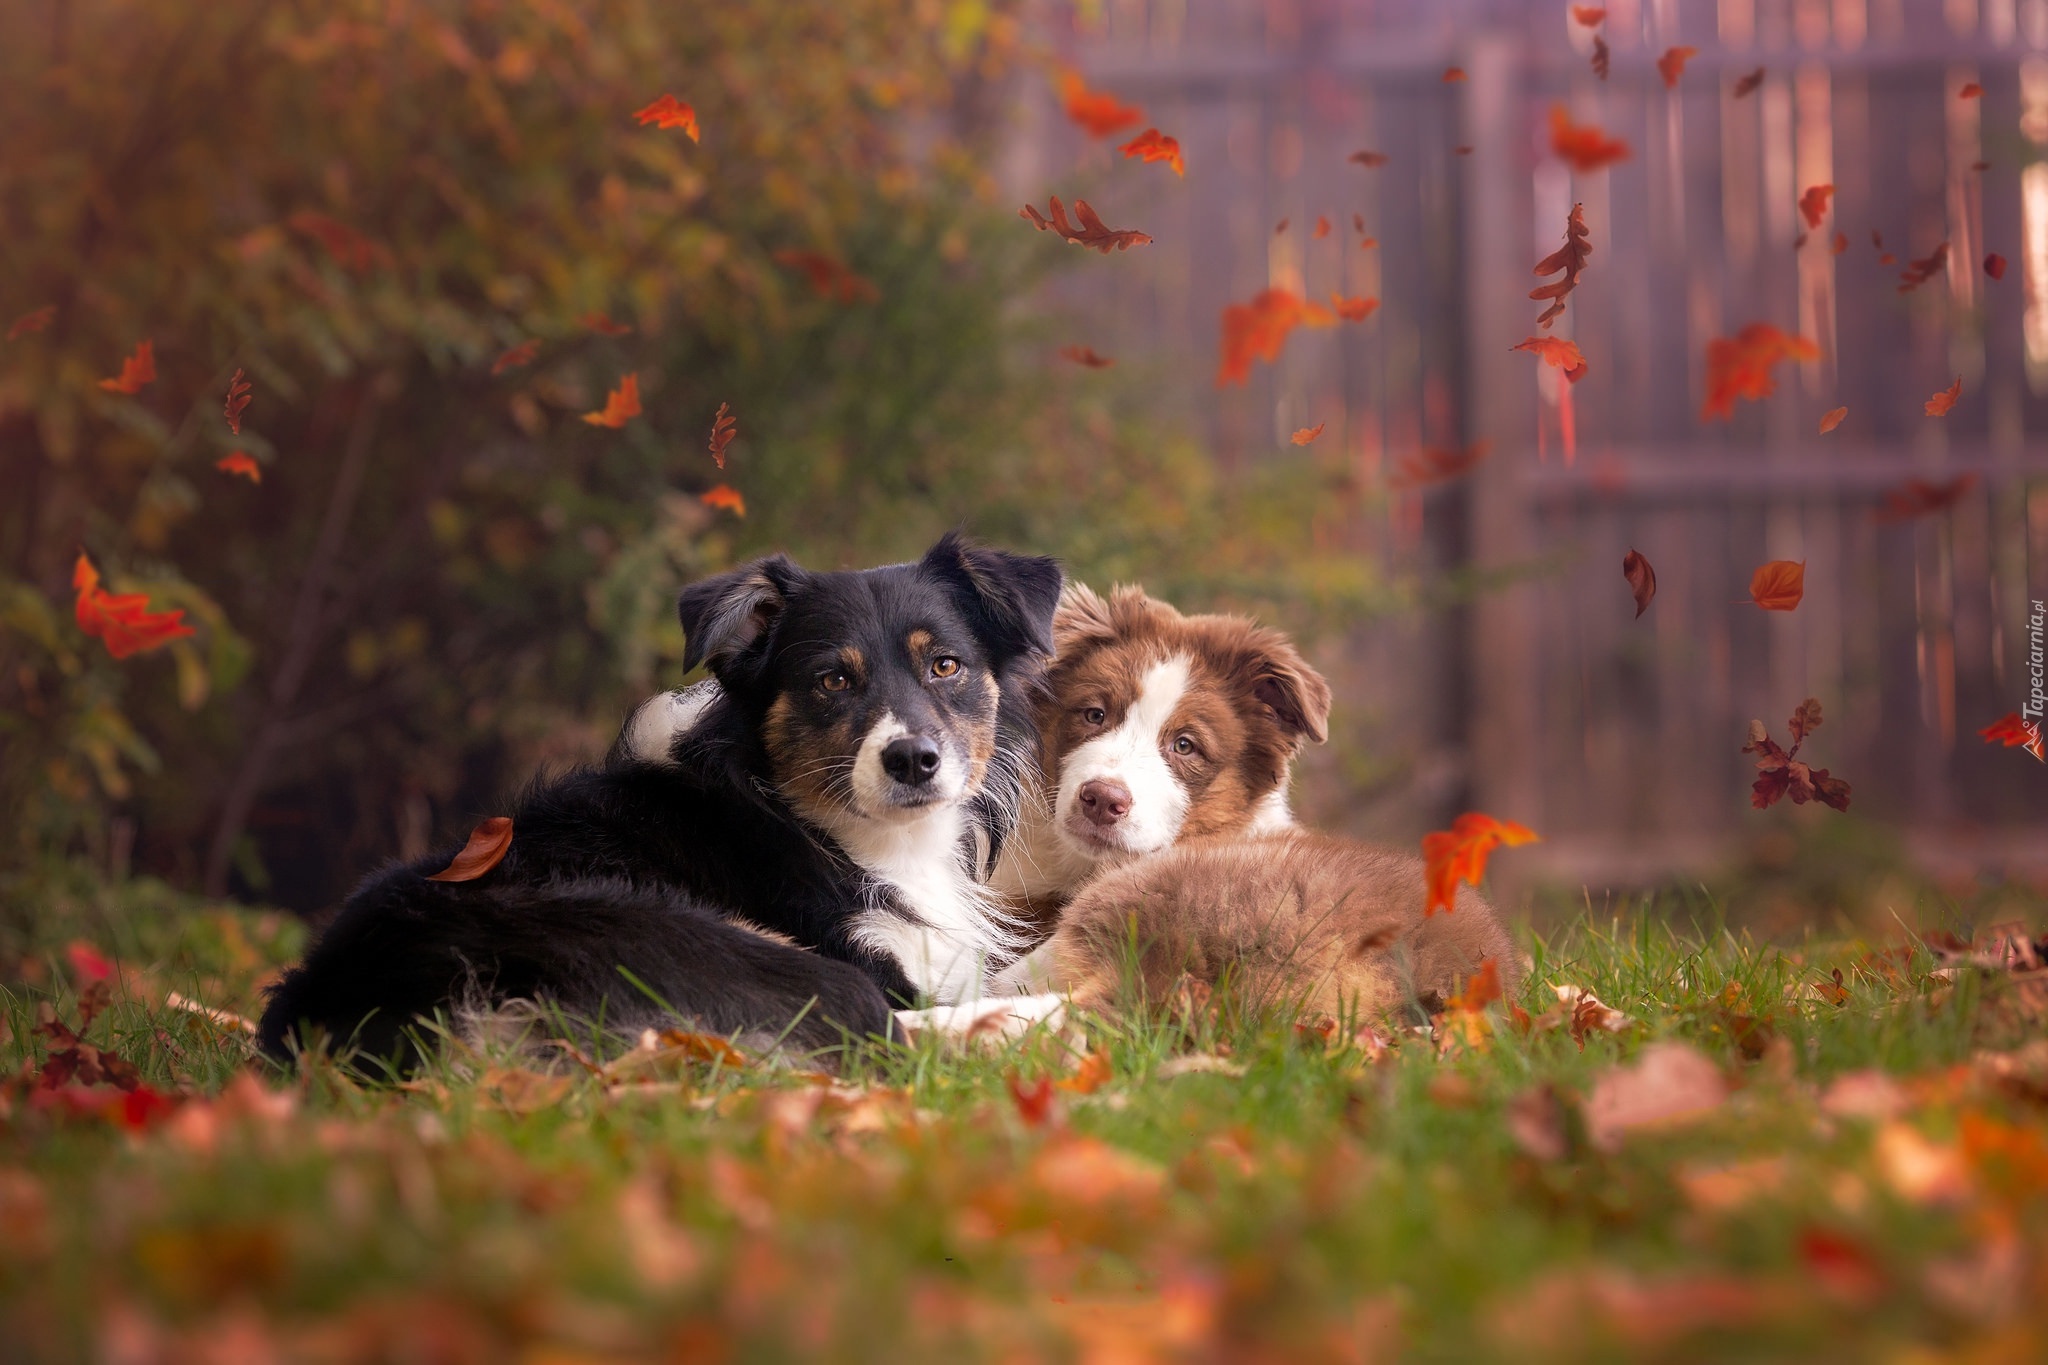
1172;734;1198;756
818;669;851;693
1082;707;1106;726
930;656;960;679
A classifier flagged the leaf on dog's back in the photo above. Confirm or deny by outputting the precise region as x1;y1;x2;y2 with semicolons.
426;817;513;882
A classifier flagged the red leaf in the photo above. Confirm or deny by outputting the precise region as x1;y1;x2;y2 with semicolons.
633;94;699;140
1549;107;1631;172
1622;548;1656;618
1656;46;1698;88
425;817;513;883
1898;242;1950;293
1818;406;1848;434
1979;713;2047;762
96;340;155;395
1449;959;1504;1012
215;452;262;483
1216;288;1344;386
491;340;541;375
6;305;55;340
1391;441;1492;490
71;554;195;660
1700;323;1818;420
1985;252;2008;280
65;942;113;983
772;250;879;304
1349;150;1389;168
1313;215;1331;239
222;368;252;435
1733;67;1765;98
1421;813;1539;916
1442;66;1467;83
1924;377;1962;416
1328;293;1379;322
1874;473;1977;522
1006;1072;1058;1127
1797;184;1835;230
1118;128;1183;176
1831;231;1849;256
1056;1049;1114;1095
1530;202;1592;328
1020;196;1152;254
700;484;746;517
1571;6;1607;25
581;374;642;428
1057;344;1115;368
1511;335;1586;372
1058;69;1143;139
708;402;736;470
1746;560;1806;611
1290;423;1326;446
1959;82;1984;100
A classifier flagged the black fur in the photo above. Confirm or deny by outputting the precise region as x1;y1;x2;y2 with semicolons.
259;534;1062;1071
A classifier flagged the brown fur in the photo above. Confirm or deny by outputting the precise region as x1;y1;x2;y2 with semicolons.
1047;830;1521;1020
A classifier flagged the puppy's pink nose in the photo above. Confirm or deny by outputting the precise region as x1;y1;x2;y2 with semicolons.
1076;779;1132;828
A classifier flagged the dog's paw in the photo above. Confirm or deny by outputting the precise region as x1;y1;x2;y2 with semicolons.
893;992;1066;1044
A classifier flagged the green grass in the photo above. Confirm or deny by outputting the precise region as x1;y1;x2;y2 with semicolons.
3;872;2046;1363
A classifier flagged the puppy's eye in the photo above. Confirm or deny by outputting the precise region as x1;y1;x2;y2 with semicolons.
1172;734;1198;756
1082;707;1107;726
930;656;960;679
818;669;851;693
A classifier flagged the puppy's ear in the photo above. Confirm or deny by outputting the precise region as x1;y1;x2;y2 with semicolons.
1052;581;1119;656
1249;637;1332;746
678;555;807;677
921;532;1063;662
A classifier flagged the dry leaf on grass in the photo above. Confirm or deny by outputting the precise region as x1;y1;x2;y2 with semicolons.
1583;1042;1729;1151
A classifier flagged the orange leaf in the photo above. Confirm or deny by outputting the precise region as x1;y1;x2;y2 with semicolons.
633;94;699;140
1818;406;1848;434
1448;960;1503;1014
1328;293;1379;322
1831;231;1849;255
1216;288;1340;386
6;305;55;340
700;484;746;517
1959;82;1984;99
1391;441;1492;490
1349;150;1389;168
1656;45;1698;88
1746;560;1806;612
425;817;514;883
222;368;252;435
1924;377;1962;416
1058;69;1143;139
1979;713;2046;762
1511;335;1585;372
1549;106;1630;172
1055;1049;1113;1095
1313;215;1331;239
1291;423;1326;446
1442;66;1467;83
1874;474;1977;523
1700;323;1817;420
1421;813;1539;916
581;374;642;428
1985;253;2008;280
71;553;195;660
215;452;262;483
1118;127;1184;176
1897;242;1950;293
1058;344;1115;368
1797;184;1835;230
1530;202;1592;328
1571;6;1607;25
1622;547;1656;618
579;312;634;336
491;340;540;375
772;249;880;304
1732;67;1765;98
97;340;155;395
1006;1072;1058;1127
708;402;736;469
1020;196;1153;254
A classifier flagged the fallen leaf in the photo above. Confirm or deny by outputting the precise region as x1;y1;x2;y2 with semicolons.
1584;1043;1728;1151
633;94;699;140
1898;242;1950;293
1506;1085;1570;1161
97;340;156;395
1959;81;1984;99
1349;150;1389;168
1548;106;1630;171
1677;1156;1789;1213
1746;560;1805;611
1031;1136;1167;1207
579;312;633;336
1057;1049;1113;1095
1655;45;1697;88
581;374;642;428
1006;1072;1058;1127
72;554;195;659
1328;293;1379;322
1622;548;1656;618
424;817;513;883
1391;441;1492;490
164;991;258;1036
1819;406;1848;434
616;1175;703;1290
215;452;262;483
491;340;540;375
1571;5;1606;23
1291;423;1326;446
1058;69;1143;138
1820;1070;1910;1122
771;249;879;304
1985;252;2008;279
1313;215;1331;239
708;402;735;469
1057;344;1115;368
1590;35;1610;80
1874;473;1976;522
1020;196;1153;254
1531;202;1592;328
6;305;55;340
1554;984;1632;1042
1923;377;1962;416
1733;67;1765;98
65;943;112;983
1874;1123;1972;1204
1797;184;1835;230
1700;323;1818;420
288;211;387;273
1979;712;2046;761
1443;66;1467;82
1742;698;1852;811
699;484;746;517
1421;813;1539;916
1155;1054;1245;1079
1119;127;1183;175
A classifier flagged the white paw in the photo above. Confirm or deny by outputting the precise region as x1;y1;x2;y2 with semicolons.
893;992;1066;1043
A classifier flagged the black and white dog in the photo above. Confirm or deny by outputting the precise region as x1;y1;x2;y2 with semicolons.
258;534;1062;1069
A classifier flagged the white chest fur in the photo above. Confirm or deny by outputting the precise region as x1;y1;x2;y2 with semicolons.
821;803;1009;1005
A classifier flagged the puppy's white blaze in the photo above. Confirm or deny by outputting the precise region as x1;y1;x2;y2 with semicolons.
1054;653;1193;857
620;682;720;765
826;802;1006;1004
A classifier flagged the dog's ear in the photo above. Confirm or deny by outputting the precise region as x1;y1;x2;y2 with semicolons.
1249;637;1332;746
678;555;808;677
920;533;1063;663
1051;582;1119;656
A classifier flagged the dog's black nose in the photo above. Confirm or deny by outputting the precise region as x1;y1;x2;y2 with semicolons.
881;735;942;787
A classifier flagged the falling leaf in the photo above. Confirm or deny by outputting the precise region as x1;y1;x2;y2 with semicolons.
1058;69;1143;138
1058;344;1115;368
1831;231;1849;255
1549;106;1631;171
425;817;513;883
1291;423;1326;446
1584;1043;1729;1152
1056;1049;1114;1095
72;554;195;659
1443;66;1467;82
1274;218;1289;235
1923;377;1962;416
1746;560;1806;611
215;453;262;483
1622;548;1656;618
6;305;55;340
1118;127;1183;175
1531;202;1592;328
1897;242;1949;293
1797;184;1835;230
1874;473;1976;522
1985;252;2008;280
1349;150;1389;167
1742;698;1852;811
1972;158;1992;171
491;340;540;375
97;340;156;395
1313;215;1331;239
65;943;112;983
700;484;746;517
1455;145;1474;155
1590;35;1610;80
1700;323;1818;420
1732;67;1765;98
1007;1072;1058;1127
1019;196;1153;254
1391;441;1492;490
1328;293;1379;322
1511;334;1586;373
708;402;735;470
1979;713;2047;761
579;311;634;336
633;94;699;140
1959;82;1984;99
1571;6;1607;25
1819;406;1848;434
222;368;252;434
1216;288;1345;386
1421;812;1540;916
1359;237;1379;249
1656;45;1697;87
581;374;642;428
287;211;387;273
772;250;880;304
